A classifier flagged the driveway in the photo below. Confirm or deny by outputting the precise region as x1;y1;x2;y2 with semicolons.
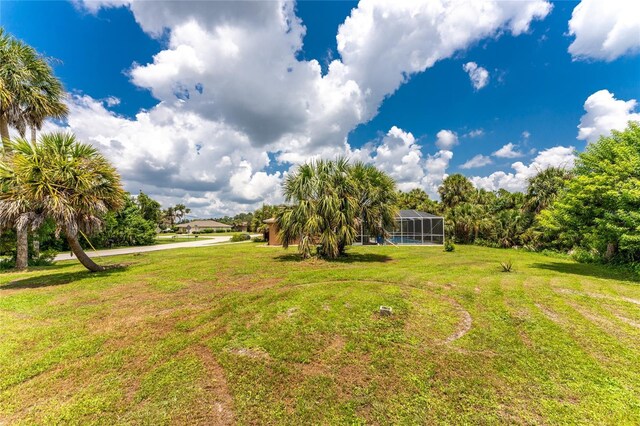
54;235;250;262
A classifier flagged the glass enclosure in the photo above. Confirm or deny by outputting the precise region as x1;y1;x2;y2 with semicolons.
355;210;445;245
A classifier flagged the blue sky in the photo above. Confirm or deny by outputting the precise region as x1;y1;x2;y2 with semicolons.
1;0;639;216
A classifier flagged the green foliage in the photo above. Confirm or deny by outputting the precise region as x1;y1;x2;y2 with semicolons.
444;240;455;252
252;204;279;233
438;174;475;209
397;188;439;213
90;196;157;248
136;191;162;225
540;122;640;264
230;233;251;242
251;236;266;243
277;159;397;259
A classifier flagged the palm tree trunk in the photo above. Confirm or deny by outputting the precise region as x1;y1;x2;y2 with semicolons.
15;226;28;270
66;231;104;272
30;126;37;144
0;116;10;143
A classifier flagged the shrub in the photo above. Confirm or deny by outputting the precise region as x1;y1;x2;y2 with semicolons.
444;240;455;252
230;233;251;242
252;236;266;243
500;260;513;272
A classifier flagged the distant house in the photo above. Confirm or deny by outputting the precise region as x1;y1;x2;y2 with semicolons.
175;220;233;234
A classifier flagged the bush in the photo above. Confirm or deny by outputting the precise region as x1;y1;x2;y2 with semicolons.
500;260;513;272
252;236;266;243
29;249;57;266
444;240;455;252
230;233;251;242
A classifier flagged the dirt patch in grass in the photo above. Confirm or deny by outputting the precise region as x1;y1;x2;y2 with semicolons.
535;303;560;323
443;299;472;344
555;288;640;306
180;344;235;426
615;314;640;329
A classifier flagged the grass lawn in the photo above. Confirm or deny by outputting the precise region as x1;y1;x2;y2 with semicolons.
1;244;639;424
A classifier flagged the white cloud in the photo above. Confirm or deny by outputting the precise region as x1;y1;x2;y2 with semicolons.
462;62;490;90
472;146;575;192
435;129;459;150
577;89;640;143
568;0;640;61
66;0;552;214
460;154;492;169
493;142;524;158
522;130;530;139
465;129;484;138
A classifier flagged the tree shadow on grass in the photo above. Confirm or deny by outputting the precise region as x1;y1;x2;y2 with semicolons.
275;252;393;263
531;261;639;284
0;265;129;290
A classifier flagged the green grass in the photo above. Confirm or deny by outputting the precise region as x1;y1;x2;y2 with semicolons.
1;244;639;424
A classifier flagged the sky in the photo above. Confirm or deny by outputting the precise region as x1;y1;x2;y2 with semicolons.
1;0;639;217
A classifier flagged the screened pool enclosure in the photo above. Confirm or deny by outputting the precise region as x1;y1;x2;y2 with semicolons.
355;210;445;246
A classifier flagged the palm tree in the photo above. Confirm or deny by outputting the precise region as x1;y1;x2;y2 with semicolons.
277;158;359;259
438;174;474;209
1;29;68;269
524;167;572;214
351;162;398;244
0;132;125;272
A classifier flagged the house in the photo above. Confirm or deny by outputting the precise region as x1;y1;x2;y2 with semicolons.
175;220;233;234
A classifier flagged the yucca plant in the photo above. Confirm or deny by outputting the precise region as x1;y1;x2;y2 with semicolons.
0;132;125;272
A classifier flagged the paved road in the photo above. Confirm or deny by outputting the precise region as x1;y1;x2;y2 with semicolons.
54;235;246;262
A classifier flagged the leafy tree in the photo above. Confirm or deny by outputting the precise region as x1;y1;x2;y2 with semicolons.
0;132;125;272
397;188;439;213
173;204;191;224
438;174;474;209
92;196;156;247
540;122;640;263
136;191;162;225
252;204;278;233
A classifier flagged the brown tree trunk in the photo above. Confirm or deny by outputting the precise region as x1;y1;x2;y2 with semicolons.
0;116;10;144
30;126;37;144
605;242;617;260
66;231;104;272
15;226;29;270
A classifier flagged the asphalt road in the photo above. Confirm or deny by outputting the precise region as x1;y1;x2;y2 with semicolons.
53;235;246;262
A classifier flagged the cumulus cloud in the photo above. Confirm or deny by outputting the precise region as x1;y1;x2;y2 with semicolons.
568;0;640;61
460;154;492;169
471;146;575;192
435;129;459;150
462;62;490;90
344;126;453;197
67;0;552;214
493;142;524;158
577;89;640;143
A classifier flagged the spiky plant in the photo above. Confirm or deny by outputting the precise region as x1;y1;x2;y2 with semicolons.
0;132;125;272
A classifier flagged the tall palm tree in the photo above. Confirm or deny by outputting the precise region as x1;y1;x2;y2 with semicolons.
0;132;125;272
0;29;68;269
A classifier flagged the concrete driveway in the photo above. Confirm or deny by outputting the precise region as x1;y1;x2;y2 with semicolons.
54;235;251;262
